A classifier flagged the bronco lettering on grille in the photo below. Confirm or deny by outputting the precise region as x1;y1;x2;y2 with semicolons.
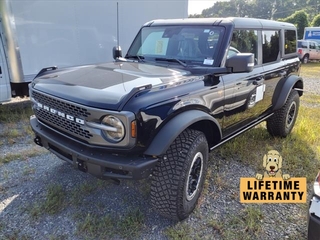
36;102;85;125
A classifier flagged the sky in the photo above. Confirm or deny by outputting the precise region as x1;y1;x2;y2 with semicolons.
188;0;228;15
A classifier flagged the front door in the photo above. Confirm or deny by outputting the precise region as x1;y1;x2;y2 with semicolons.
221;29;269;137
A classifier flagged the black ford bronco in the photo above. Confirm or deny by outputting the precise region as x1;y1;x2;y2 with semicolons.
29;17;303;220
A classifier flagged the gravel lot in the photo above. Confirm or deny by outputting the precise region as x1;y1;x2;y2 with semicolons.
0;73;319;239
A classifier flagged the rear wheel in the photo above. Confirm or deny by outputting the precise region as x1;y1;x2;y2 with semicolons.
267;90;299;137
150;129;208;220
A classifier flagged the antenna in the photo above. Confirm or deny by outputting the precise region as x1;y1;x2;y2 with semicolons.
113;2;122;59
117;2;119;48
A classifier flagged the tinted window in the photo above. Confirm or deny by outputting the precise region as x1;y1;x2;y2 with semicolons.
230;30;258;64
263;30;280;64
285;30;297;54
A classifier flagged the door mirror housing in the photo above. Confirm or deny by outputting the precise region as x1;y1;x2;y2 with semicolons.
113;46;122;60
226;53;254;73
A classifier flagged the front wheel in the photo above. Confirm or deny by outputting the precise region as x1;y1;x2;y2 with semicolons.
150;129;208;220
302;55;309;64
266;90;300;137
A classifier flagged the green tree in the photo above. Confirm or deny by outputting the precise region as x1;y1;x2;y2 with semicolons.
306;0;320;20
188;0;315;28
279;10;309;39
311;14;320;26
200;1;238;18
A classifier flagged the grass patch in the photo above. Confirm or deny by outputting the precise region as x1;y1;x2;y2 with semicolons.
70;182;102;205
77;213;114;239
208;206;263;240
23;165;36;175
165;222;194;240
41;184;65;214
0;147;47;166
76;208;144;239
300;62;320;79
0;120;34;146
217;99;320;181
29;184;66;217
301;94;320;106
117;208;144;239
0;101;32;123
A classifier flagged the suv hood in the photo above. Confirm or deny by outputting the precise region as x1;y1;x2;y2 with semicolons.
32;62;191;110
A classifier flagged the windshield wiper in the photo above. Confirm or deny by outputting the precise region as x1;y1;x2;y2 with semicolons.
155;58;187;67
126;55;145;62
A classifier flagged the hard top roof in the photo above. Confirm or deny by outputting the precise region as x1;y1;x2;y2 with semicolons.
144;17;296;30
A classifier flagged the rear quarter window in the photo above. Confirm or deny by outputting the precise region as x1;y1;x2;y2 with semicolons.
284;30;297;54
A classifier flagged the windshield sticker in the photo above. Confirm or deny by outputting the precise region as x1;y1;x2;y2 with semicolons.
203;59;214;65
204;29;210;33
155;40;164;54
209;31;215;35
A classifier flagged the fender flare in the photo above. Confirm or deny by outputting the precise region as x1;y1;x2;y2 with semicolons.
272;75;303;111
144;110;221;156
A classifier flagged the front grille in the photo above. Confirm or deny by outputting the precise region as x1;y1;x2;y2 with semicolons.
32;91;93;139
32;91;90;118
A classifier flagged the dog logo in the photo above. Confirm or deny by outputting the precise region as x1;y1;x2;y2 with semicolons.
256;150;290;180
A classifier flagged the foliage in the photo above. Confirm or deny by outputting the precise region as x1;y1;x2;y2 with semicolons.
311;14;320;26
278;10;309;39
190;0;319;30
306;0;320;21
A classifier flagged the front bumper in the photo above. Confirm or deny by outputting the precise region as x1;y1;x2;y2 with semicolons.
308;195;320;240
30;115;158;180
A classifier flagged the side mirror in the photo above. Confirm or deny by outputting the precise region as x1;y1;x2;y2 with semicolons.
113;46;122;60
226;53;254;73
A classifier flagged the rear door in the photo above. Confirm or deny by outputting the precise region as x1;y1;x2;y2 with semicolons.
309;42;318;60
315;42;320;60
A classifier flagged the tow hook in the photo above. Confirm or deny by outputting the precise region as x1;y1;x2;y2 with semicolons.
77;160;87;172
34;136;43;146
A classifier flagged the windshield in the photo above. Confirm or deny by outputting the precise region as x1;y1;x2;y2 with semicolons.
126;25;224;66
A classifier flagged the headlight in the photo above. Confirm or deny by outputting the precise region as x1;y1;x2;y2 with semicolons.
314;170;320;197
101;115;125;142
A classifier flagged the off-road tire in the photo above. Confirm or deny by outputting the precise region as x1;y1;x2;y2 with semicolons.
150;129;208;220
267;90;299;137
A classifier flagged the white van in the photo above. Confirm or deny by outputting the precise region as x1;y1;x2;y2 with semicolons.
0;0;188;103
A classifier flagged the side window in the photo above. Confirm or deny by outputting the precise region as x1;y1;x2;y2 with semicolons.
310;42;316;50
302;41;308;48
284;30;297;54
262;30;280;64
230;30;258;64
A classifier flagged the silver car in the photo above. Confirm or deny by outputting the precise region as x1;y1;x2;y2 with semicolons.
297;40;320;63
